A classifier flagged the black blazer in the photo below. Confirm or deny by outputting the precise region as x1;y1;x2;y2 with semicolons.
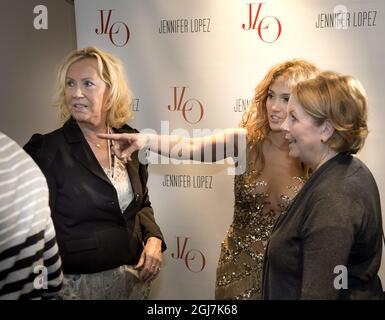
262;153;383;299
24;119;166;274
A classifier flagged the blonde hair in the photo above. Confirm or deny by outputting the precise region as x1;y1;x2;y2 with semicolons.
53;46;133;128
240;59;319;172
292;71;368;154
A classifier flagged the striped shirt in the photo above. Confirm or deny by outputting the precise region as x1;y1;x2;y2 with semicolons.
0;132;63;299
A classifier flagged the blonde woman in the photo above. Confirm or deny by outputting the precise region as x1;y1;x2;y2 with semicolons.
101;59;319;299
24;47;166;300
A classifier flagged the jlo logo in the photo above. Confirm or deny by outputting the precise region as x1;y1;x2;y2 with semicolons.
168;87;204;124
242;3;282;43
95;9;130;47
171;237;206;273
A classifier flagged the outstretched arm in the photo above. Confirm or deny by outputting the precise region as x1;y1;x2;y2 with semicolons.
98;128;246;163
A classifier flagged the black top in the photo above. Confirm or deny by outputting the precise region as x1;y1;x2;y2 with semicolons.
24;119;166;274
262;153;383;299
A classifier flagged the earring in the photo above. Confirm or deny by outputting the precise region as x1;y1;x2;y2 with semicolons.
320;138;324;143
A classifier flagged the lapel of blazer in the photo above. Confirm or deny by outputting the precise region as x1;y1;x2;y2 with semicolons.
62;119;113;186
113;126;142;198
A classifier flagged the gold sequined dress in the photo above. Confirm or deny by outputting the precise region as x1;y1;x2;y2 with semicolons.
215;164;303;300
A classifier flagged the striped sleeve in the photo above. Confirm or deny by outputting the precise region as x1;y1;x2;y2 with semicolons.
40;218;63;299
0;132;63;300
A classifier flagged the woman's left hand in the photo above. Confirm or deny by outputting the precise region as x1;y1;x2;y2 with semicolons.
134;237;163;282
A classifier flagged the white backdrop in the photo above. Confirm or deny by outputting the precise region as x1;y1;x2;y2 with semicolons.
74;0;385;299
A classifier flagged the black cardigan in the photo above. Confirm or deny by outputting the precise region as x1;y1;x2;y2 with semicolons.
24;119;166;274
262;153;383;299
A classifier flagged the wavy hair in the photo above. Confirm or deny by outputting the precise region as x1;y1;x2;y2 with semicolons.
240;59;319;172
53;46;133;128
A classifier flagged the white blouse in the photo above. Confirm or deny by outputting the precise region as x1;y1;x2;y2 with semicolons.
103;156;134;213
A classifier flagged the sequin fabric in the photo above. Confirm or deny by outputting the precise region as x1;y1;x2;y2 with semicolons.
215;166;303;300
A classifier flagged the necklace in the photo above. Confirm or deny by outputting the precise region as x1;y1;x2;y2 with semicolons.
84;126;116;178
88;140;103;148
107;131;116;179
86;139;105;148
84;128;108;149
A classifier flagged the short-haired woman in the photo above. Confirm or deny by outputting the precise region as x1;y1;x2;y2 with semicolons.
262;72;383;299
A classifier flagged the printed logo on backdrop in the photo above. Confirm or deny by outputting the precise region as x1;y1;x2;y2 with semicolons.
168;87;205;124
234;98;252;113
162;174;213;189
95;9;130;47
171;237;206;272
315;5;378;29
159;18;211;34
132;98;140;112
242;3;282;43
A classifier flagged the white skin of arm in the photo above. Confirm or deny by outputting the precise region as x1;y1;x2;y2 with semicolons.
98;128;247;163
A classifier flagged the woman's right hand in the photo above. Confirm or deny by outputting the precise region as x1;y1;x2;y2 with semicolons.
99;128;246;164
98;133;148;161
